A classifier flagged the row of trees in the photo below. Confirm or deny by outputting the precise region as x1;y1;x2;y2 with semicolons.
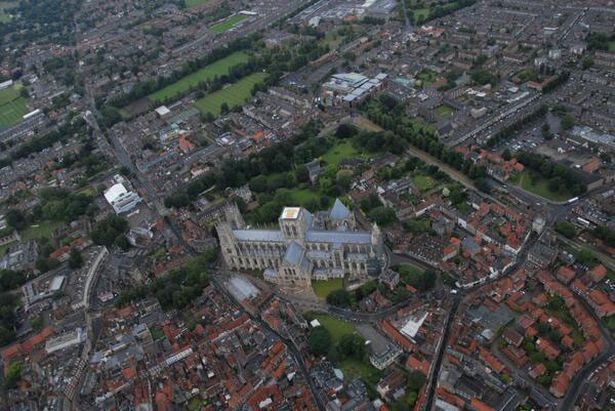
362;95;489;190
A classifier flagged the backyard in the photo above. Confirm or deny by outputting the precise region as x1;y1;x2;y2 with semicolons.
412;175;437;192
193;72;267;117
149;52;250;103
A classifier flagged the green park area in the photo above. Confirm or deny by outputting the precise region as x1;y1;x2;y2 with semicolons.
0;83;29;128
514;171;572;202
149;52;250;103
313;314;356;343
412;175;437;192
321;140;361;167
210;14;249;34
193;72;267;117
312;278;344;299
609;40;615;52
185;0;208;8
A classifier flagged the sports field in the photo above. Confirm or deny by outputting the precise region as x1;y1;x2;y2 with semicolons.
149;52;250;103
210;14;249;34
193;72;267;117
0;84;28;128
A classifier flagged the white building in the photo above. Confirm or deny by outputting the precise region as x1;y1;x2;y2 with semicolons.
45;328;86;354
104;178;142;214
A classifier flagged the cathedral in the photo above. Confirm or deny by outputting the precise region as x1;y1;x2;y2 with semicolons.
216;199;386;290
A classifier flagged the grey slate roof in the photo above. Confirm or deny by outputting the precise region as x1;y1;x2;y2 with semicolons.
233;229;284;242
284;241;304;265
329;198;351;220
305;230;371;244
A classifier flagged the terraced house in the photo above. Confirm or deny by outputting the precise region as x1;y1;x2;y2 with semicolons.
216;200;386;291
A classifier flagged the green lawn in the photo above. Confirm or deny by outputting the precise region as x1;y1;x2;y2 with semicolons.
21;221;63;242
312;278;344;299
149;52;250;103
193;72;267;117
186;0;209;7
436;104;455;118
396;263;425;277
321;140;361;167
412;175;437;192
517;171;571;202
609;40;615;52
313;314;357;344
0;83;29;128
277;188;321;207
210;14;249;34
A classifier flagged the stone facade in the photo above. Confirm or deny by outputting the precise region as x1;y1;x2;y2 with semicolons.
216;200;385;290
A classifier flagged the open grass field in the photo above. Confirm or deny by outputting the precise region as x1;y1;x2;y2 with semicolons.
313;314;357;344
149;52;250;103
321;140;360;167
609;40;615;52
193;72;267;117
0;84;28;128
412;175;437;192
210;14;249;34
185;0;208;8
312;278;344;299
517;171;571;202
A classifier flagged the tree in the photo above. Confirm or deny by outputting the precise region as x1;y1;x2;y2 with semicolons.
326;289;352;307
496;148;512;163
338;333;366;360
554;221;577;239
575;248;597;266
91;215;129;248
308;326;332;357
5;209;27;231
68;249;83;269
